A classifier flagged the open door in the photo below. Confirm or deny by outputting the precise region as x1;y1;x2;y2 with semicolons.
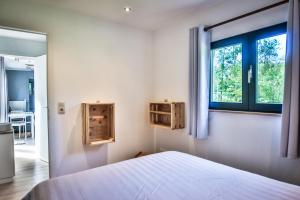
34;55;48;162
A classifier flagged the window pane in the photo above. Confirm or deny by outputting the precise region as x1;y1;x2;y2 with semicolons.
256;34;286;104
211;44;243;103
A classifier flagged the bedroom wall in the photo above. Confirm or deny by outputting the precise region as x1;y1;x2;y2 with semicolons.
0;0;154;177
153;0;300;185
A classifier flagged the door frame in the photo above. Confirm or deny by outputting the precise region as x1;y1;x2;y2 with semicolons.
0;25;52;178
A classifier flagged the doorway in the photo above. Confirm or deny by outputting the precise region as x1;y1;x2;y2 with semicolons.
0;27;49;200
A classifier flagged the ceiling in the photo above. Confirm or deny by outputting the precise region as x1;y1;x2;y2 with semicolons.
0;28;46;41
4;55;35;71
27;0;224;30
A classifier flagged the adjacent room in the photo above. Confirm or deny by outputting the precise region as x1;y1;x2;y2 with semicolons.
0;0;299;199
0;29;49;199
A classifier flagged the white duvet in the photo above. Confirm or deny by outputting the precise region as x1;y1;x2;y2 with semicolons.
24;151;300;200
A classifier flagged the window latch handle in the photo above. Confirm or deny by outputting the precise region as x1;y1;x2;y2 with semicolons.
248;65;253;84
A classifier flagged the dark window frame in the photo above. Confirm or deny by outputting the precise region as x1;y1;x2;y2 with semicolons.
209;23;287;113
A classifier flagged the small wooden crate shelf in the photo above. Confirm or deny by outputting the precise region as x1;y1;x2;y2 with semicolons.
150;102;185;130
82;103;115;145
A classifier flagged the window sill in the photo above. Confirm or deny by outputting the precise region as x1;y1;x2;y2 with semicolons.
209;109;281;117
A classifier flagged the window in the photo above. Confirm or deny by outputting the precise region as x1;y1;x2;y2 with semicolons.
210;23;287;113
211;43;243;103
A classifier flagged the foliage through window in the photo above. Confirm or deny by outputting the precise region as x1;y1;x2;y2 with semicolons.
209;23;287;113
256;34;286;104
211;44;242;103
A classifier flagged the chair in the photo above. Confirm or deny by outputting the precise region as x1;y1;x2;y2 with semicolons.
10;116;27;142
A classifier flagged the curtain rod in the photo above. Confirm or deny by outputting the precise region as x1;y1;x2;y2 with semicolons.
204;0;289;32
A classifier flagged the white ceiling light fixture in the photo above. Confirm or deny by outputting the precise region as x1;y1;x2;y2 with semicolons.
124;6;132;13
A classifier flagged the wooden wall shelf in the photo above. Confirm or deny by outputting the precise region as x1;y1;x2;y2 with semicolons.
150;102;185;130
82;103;115;145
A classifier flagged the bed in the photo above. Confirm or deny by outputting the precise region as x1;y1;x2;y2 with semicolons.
24;151;300;200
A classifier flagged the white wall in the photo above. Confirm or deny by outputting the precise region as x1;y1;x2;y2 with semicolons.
0;0;154;177
153;0;300;185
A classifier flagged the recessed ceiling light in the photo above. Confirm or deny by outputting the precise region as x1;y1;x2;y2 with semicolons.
124;6;132;13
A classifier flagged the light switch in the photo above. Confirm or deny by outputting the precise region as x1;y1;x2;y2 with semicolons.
58;102;65;114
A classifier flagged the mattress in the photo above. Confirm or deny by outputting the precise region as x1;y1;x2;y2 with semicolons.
23;151;300;200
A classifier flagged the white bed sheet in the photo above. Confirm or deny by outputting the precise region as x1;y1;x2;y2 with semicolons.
24;151;300;200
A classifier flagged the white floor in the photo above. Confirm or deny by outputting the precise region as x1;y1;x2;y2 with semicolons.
14;137;37;159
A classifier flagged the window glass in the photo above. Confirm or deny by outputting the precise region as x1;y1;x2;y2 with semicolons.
211;44;243;103
256;34;286;104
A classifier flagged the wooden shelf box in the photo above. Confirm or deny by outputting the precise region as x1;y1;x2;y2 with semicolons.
82;103;115;145
150;102;185;130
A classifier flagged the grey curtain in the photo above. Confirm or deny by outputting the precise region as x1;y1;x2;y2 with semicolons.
189;26;211;139
280;0;300;159
0;56;8;123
